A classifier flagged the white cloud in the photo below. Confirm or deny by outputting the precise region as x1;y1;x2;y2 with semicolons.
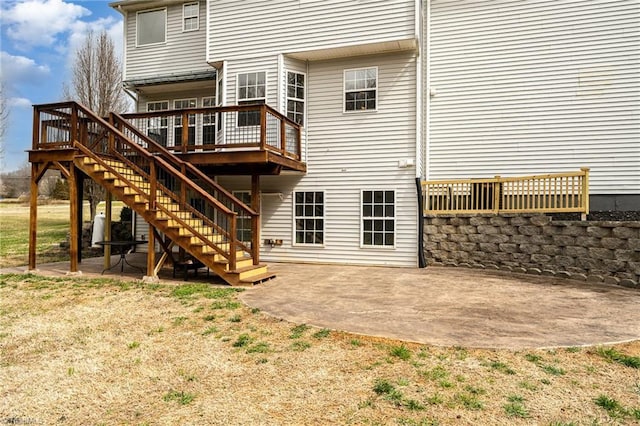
1;0;91;48
0;51;51;87
8;97;32;108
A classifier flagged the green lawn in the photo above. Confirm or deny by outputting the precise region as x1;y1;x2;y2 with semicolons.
0;200;123;268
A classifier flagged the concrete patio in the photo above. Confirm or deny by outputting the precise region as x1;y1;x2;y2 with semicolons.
3;255;639;349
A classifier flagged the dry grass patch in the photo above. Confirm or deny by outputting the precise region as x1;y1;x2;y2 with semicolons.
1;273;639;425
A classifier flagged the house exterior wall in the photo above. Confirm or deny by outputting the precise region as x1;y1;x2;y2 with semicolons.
123;1;211;81
219;51;419;267
426;0;640;200
207;0;417;62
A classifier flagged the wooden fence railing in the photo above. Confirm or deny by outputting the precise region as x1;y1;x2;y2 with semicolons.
422;168;590;215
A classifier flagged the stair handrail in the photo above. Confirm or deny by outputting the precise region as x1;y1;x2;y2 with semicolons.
110;112;258;218
67;102;243;268
69;103;238;217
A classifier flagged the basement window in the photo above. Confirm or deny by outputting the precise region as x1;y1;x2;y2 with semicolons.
294;191;324;245
362;190;395;247
137;8;166;46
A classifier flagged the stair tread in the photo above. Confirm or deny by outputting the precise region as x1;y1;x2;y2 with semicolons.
240;272;277;285
228;264;267;273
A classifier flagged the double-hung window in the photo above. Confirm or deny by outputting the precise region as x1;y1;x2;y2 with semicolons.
137;8;166;46
147;101;169;146
183;2;199;31
344;67;377;112
294;192;324;245
362;190;395;247
173;99;196;146
237;71;266;126
286;71;305;125
202;97;216;145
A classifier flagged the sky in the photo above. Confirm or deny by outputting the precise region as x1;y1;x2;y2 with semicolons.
1;0;124;172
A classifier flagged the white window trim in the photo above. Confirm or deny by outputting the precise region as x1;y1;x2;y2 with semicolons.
236;70;268;103
202;96;215;107
292;190;326;248
136;8;167;47
146;100;169;111
285;70;306;126
343;66;378;114
236;70;267;128
360;189;396;249
182;2;199;32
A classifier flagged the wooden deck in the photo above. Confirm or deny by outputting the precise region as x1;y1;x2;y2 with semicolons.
28;101;302;283
422;169;590;216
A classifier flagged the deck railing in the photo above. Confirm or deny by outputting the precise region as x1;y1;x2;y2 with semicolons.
422;169;590;215
119;104;302;161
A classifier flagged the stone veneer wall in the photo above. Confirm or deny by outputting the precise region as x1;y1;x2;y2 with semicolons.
423;215;640;288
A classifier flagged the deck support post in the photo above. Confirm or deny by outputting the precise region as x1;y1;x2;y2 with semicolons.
145;223;156;280
28;164;39;270
76;172;84;264
68;164;79;273
251;174;260;265
104;192;112;269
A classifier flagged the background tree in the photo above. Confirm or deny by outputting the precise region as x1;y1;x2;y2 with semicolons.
64;30;129;219
0;83;9;166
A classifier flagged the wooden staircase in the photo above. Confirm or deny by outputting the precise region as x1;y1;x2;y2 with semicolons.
75;153;274;286
29;101;274;286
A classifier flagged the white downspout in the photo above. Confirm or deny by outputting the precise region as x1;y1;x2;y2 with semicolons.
415;0;422;179
277;53;284;113
425;0;431;180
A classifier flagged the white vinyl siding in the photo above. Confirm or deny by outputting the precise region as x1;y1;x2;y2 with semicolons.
428;0;640;195
125;1;210;80
220;51;418;267
208;0;416;62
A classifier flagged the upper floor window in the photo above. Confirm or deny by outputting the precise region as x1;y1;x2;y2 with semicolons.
286;71;305;125
183;2;199;32
237;71;266;126
344;67;377;112
137;8;166;46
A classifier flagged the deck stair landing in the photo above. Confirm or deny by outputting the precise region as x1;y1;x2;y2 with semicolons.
30;101;274;286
